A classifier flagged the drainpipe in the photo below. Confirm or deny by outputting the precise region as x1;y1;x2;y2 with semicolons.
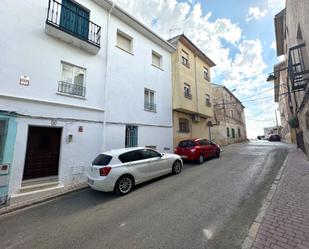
102;2;115;152
194;54;199;114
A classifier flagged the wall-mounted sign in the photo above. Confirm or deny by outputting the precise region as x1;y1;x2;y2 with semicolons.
78;126;83;132
20;75;30;86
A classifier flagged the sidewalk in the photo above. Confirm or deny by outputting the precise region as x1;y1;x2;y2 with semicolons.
252;148;309;249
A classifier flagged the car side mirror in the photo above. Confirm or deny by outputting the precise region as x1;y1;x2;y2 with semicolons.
160;153;164;157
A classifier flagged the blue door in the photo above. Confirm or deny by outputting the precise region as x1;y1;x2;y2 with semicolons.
0;115;17;207
60;0;90;40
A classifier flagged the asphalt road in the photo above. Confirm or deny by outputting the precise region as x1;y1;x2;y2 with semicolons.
0;140;290;249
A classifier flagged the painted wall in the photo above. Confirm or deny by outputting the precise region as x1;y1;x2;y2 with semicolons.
172;41;213;118
173;111;210;148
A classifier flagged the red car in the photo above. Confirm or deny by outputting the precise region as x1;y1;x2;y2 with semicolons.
174;138;221;164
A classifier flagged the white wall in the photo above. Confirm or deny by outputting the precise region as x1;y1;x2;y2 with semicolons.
0;0;107;114
106;15;173;127
9;117;103;195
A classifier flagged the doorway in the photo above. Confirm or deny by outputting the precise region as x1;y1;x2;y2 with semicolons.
23;127;62;180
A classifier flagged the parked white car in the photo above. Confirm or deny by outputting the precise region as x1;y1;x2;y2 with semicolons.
87;147;183;195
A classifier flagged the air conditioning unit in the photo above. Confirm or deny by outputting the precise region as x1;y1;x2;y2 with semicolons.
192;114;200;122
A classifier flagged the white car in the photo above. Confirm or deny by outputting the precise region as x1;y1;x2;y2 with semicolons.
87;147;183;195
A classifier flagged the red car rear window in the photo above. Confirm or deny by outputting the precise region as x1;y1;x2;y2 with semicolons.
178;140;195;147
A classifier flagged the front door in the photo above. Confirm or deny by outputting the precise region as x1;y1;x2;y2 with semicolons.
23;127;62;180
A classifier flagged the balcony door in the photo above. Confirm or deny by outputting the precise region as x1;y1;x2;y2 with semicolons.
60;0;89;40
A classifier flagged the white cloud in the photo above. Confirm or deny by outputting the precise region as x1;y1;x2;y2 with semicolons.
271;41;276;50
246;7;268;22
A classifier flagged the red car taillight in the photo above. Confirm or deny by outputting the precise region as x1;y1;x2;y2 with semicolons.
99;166;112;176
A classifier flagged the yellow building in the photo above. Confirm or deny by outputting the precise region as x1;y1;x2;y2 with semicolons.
168;35;216;148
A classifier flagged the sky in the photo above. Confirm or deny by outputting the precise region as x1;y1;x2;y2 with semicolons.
115;0;286;138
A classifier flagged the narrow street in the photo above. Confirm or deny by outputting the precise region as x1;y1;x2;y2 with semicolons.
0;141;290;249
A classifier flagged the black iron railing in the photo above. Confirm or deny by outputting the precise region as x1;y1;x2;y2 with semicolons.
288;43;309;91
184;91;192;99
58;81;86;97
46;0;101;47
144;102;157;112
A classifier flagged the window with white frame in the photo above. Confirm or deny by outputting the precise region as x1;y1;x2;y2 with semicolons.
59;62;86;97
144;88;156;111
152;51;162;68
204;67;209;80
116;30;133;53
184;83;192;99
181;50;190;68
205;94;211;107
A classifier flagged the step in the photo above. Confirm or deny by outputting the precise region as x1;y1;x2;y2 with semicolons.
19;181;59;193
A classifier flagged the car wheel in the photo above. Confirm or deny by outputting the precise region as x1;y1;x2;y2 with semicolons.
215;149;220;158
198;154;204;164
172;161;182;174
115;175;134;195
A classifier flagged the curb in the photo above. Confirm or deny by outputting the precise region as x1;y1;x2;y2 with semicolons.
0;183;88;216
241;153;289;249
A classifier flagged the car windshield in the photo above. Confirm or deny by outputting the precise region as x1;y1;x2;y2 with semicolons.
92;154;112;166
178;140;195;147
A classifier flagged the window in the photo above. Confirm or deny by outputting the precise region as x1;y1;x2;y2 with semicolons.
125;125;138;148
152;51;162;68
227;127;230;137
232;128;235;138
59;62;86;97
198;139;210;146
119;150;144;163
179;118;190;133
141;149;161;159
231;110;233;117
181;50;190;68
205;94;211;107
204;67;209;80
59;0;90;40
116;30;132;53
178;140;195;147
92;154;112;166
184;83;192;99
238;128;241;137
144;89;156;112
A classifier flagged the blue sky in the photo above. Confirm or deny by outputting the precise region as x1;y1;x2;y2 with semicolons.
115;0;286;138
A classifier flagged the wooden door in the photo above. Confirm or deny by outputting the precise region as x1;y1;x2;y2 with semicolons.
23;127;62;180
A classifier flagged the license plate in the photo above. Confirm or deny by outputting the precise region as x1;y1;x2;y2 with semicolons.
180;155;187;159
88;179;94;185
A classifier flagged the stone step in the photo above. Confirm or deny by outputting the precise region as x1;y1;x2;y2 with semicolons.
19;181;59;193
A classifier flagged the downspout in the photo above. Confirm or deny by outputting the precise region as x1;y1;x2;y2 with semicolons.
194;54;199;114
102;2;115;151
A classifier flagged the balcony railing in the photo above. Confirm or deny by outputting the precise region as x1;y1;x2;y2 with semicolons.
58;81;86;97
144;102;157;112
184;91;192;99
46;0;101;47
288;43;309;91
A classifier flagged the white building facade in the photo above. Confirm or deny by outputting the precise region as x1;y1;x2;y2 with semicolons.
0;0;174;205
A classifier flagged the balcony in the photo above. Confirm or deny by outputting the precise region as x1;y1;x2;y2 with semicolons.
288;43;309;91
45;0;101;54
184;91;192;99
144;102;157;112
58;81;86;97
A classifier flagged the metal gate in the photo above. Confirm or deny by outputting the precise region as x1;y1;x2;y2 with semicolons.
125;125;138;148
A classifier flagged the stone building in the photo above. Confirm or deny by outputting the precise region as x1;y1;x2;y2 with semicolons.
211;84;247;145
